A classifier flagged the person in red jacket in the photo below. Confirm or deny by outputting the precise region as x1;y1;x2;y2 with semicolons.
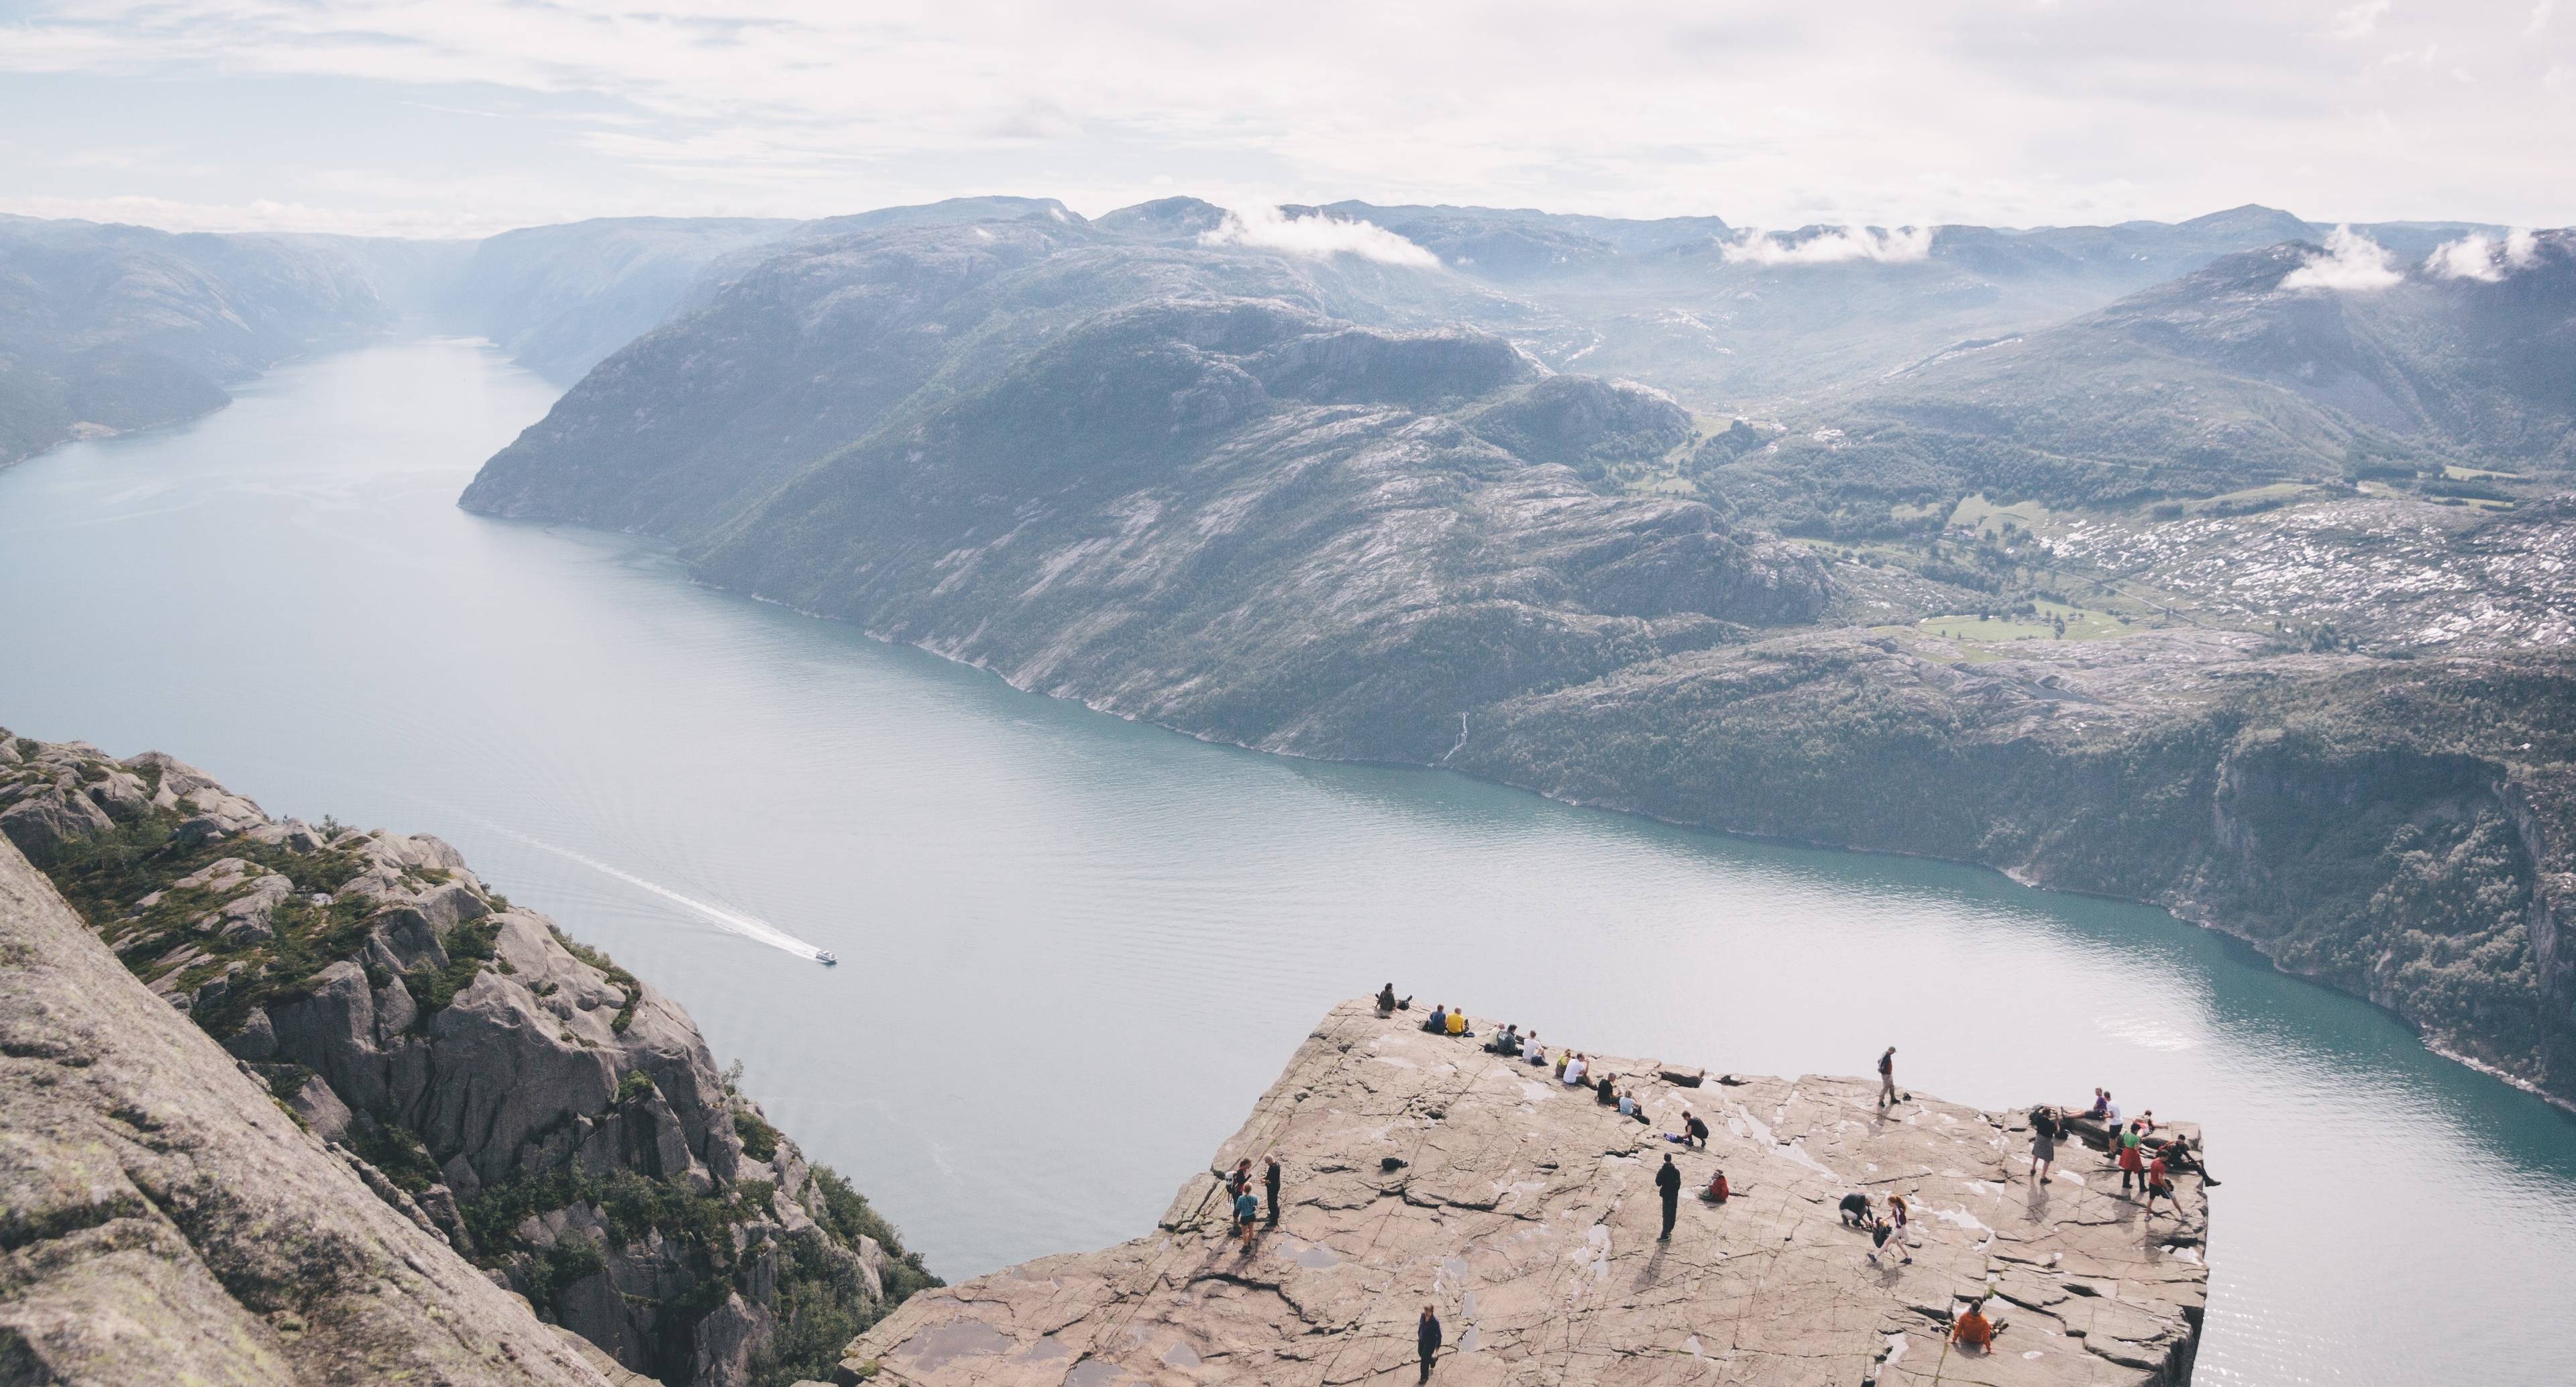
2143;1152;2177;1217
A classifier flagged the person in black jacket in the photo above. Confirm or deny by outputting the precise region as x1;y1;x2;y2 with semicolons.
1656;1153;1682;1240
1263;1154;1283;1226
1417;1305;1442;1382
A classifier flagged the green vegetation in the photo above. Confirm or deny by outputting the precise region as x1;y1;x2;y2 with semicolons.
402;915;502;1016
551;924;643;1032
1910;599;2128;653
38;810;384;1040
526;1233;607;1317
350;1122;441;1195
733;1109;781;1162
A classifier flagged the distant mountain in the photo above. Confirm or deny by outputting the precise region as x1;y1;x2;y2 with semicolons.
1238;202;2523;414
462;201;1826;759
438;217;800;380
1704;230;2576;534
0;216;405;466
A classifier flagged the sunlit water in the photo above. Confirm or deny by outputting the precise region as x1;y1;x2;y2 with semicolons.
2;341;2569;1384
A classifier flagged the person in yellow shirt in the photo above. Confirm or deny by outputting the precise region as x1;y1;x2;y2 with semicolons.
1446;1007;1468;1037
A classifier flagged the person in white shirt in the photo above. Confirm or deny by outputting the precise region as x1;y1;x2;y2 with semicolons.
1562;1054;1588;1087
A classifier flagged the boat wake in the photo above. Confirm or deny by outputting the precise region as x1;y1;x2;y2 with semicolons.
490;826;828;962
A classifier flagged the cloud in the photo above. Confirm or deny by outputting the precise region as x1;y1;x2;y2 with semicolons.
2333;0;2394;38
2530;1;2557;37
1198;204;1441;267
1718;225;1934;266
3;1;2575;235
2423;226;2543;280
2279;224;2405;290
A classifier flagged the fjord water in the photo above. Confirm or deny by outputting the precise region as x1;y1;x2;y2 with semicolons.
1;341;2568;1385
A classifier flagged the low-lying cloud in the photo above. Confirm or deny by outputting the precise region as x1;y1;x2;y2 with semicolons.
1199;205;1441;268
2424;227;2542;281
2279;225;2404;291
1719;225;1935;266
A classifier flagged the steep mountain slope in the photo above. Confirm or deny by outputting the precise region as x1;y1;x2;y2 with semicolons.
0;217;401;465
0;731;934;1386
1707;231;2576;535
458;197;2576;1105
464;205;1829;761
0;824;644;1386
442;218;800;381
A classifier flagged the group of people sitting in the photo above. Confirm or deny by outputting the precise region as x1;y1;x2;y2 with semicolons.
1380;988;1720;1156
1416;1002;1474;1040
2031;1087;2216;1213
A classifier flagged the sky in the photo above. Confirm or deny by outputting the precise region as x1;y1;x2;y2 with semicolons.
1;1;2569;239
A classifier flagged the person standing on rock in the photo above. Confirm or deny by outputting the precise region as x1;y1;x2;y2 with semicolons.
2117;1121;2147;1194
1263;1154;1283;1227
1877;1047;1898;1107
2030;1105;2061;1184
1656;1153;1682;1240
1417;1305;1442;1382
2142;1150;2177;1217
1233;1182;1260;1241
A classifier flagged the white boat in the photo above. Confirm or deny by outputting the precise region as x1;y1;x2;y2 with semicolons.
816;951;838;966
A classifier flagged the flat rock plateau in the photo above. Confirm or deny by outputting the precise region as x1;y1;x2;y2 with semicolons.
843;1000;2209;1386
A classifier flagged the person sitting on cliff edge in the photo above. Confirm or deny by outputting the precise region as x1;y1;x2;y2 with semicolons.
1377;983;1399;1015
1422;1004;1447;1035
2161;1131;2220;1187
1446;1007;1470;1038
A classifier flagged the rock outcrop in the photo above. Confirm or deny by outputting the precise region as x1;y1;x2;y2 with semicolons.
844;1000;2210;1385
0;728;935;1386
0;820;643;1385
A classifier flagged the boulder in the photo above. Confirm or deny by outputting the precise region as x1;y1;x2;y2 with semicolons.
0;785;115;865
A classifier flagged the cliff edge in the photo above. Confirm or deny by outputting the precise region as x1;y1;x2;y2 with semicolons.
843;999;2210;1385
0;728;934;1386
0;827;649;1384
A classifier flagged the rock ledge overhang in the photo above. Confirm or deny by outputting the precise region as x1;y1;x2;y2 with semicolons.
842;998;2210;1385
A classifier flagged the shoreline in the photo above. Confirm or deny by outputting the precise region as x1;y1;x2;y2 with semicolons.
670;563;2576;1116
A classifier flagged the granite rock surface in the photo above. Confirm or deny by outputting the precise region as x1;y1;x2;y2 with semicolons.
0;827;641;1386
845;1000;2209;1386
0;728;932;1386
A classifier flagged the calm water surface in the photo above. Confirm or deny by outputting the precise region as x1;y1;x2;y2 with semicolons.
2;341;2569;1385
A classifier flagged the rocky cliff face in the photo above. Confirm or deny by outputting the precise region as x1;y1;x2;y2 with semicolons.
1450;634;2576;1101
843;999;2210;1386
0;729;934;1386
451;201;2575;1105
462;209;1830;764
0;814;652;1385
